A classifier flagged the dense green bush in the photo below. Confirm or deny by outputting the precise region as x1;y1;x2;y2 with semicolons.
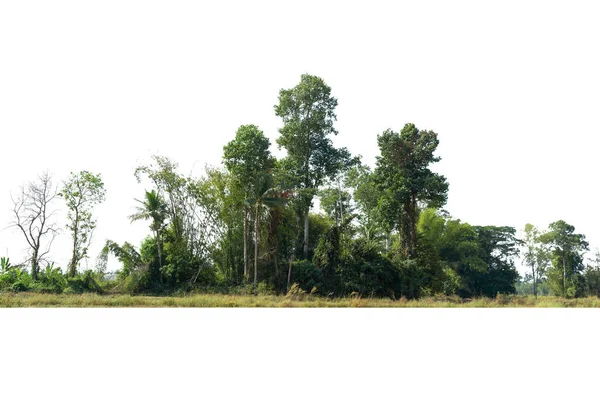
290;260;323;294
338;239;403;298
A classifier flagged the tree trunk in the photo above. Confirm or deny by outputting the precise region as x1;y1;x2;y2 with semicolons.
287;255;293;292
31;248;39;280
410;194;418;258
303;209;309;259
254;204;259;295
156;229;163;285
563;254;566;296
69;210;80;277
243;207;248;281
69;232;78;278
532;263;537;298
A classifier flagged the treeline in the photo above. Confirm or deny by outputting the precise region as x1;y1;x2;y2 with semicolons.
2;74;599;299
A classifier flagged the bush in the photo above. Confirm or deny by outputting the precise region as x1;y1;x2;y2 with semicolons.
66;270;105;294
36;264;67;294
290;260;323;294
338;239;403;298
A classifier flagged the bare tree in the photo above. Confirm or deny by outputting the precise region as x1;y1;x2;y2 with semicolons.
10;171;60;280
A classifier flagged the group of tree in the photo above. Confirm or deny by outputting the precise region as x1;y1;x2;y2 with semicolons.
517;221;600;298
3;74;599;299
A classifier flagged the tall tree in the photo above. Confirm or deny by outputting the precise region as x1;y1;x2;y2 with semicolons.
61;171;106;277
373;123;448;258
539;220;588;297
129;190;168;285
275;74;351;259
223;125;275;281
10;171;60;280
522;224;549;297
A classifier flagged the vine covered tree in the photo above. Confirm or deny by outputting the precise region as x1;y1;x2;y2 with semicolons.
374;123;448;258
61;170;106;277
275;74;351;259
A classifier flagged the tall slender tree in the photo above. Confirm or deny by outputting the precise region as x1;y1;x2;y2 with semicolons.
275;74;351;259
223;125;274;281
522;224;549;297
539;220;588;297
61;171;106;277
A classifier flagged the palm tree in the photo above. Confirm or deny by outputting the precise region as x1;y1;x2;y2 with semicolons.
129;190;168;283
245;173;287;294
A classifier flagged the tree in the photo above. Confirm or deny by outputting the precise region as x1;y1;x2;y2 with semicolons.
61;171;106;277
539;220;588;298
522;224;549;297
10;171;60;280
129;190;168;285
135;156;221;287
245;173;286;293
346;163;388;250
473;226;521;297
223;125;275;280
584;250;600;297
373;124;448;258
319;187;354;226
275;74;351;259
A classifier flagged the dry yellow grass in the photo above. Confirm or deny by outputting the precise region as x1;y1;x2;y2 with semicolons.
2;292;600;307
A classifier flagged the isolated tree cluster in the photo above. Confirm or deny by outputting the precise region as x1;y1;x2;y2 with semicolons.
3;74;599;299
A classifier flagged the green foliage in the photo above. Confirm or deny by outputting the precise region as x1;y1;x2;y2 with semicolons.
223;124;275;195
584;251;600;297
345;163;387;248
539;220;588;298
0;261;33;293
340;239;403;298
34;263;67;293
319;187;354;226
373;124;448;257
290;260;323;294
415;209;520;298
275;74;352;258
61;170;106;277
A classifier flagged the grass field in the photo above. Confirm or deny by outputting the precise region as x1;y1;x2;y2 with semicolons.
2;292;600;307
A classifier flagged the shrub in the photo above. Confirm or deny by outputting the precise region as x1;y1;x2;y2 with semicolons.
290;260;323;294
339;239;403;298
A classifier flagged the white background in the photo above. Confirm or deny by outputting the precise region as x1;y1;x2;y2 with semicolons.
1;1;600;398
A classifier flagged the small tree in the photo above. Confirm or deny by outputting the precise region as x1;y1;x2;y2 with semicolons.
10;171;59;280
129;190;168;285
61;170;106;277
